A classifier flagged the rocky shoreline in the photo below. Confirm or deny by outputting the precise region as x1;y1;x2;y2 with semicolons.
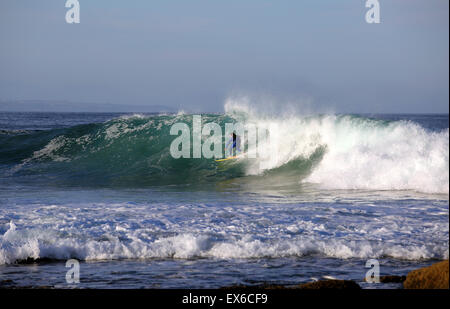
222;260;449;290
403;260;449;289
1;260;448;289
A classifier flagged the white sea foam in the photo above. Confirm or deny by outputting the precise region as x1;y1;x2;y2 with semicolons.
225;97;449;194
1;227;447;264
1;196;448;264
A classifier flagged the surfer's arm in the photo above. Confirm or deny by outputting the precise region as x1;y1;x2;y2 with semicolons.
225;138;232;149
225;138;235;155
236;137;241;152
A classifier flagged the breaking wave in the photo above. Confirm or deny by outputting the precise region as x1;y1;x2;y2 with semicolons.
0;101;448;193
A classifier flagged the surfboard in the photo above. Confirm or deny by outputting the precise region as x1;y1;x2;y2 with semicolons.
215;155;241;162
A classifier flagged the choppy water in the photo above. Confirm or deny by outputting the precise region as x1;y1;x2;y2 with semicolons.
0;109;448;288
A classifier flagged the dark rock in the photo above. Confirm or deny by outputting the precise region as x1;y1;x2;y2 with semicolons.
363;275;406;283
297;280;361;289
15;257;59;264
379;275;406;283
221;279;361;290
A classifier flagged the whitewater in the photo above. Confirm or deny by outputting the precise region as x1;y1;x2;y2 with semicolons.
0;105;448;288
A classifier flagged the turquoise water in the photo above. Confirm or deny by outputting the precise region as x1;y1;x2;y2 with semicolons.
0;112;448;288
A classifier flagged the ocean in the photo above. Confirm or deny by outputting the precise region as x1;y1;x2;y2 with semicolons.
0;108;448;289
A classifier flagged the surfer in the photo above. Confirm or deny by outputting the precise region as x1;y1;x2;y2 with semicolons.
226;132;241;156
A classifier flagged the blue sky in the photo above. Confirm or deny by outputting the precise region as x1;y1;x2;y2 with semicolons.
0;0;448;113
